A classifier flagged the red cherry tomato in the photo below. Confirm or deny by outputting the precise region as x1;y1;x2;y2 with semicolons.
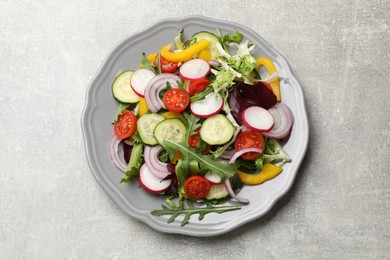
188;128;211;154
234;131;265;160
154;55;179;73
163;89;189;113
188;78;210;96
184;176;211;199
114;110;137;139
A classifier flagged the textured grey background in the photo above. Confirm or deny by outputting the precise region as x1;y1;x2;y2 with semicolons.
1;0;389;259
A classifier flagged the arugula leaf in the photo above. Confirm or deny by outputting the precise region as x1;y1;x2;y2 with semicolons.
182;112;201;142
140;52;156;73
189;86;213;102
164;139;238;181
151;199;240;226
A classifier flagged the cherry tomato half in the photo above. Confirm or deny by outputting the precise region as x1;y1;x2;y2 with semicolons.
163;89;189;113
154;55;179;73
234;131;265;160
188;128;211;154
188;78;210;96
184;175;211;199
114;110;137;139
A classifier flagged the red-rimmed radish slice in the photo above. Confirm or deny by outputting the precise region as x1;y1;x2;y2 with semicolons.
130;69;156;97
242;106;274;132
263;103;294;139
179;59;210;80
138;164;172;194
205;172;222;184
190;92;223;118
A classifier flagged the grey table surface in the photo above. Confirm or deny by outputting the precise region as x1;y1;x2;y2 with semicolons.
1;0;389;259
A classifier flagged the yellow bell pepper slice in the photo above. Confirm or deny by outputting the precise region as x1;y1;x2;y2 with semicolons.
160;39;210;62
198;50;212;61
160;111;186;123
138;98;149;116
237;164;283;185
172;151;183;164
255;57;281;102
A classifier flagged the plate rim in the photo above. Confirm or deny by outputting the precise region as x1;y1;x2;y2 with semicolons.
81;15;310;237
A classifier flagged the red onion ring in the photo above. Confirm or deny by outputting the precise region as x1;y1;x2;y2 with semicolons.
224;178;249;204
143;145;172;179
220;149;236;160
207;60;221;67
109;134;127;173
228;148;263;164
263;103;294;139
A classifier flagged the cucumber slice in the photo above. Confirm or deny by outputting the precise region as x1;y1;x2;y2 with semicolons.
154;118;186;148
112;71;140;103
206;184;228;200
137;113;165;145
200;114;234;145
191;31;221;59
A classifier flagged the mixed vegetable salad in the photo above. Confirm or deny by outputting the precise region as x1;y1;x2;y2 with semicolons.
109;28;294;226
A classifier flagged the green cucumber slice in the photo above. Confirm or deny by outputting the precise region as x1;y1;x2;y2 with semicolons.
200;114;234;145
206;184;229;200
112;71;140;103
191;31;222;59
137;113;165;145
154;118;186;148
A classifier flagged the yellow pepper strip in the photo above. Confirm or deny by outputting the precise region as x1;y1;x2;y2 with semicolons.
138;98;149;116
237;164;283;185
139;53;157;68
160;39;210;62
172;151;183;164
255;57;281;102
198;50;212;61
161;111;186;123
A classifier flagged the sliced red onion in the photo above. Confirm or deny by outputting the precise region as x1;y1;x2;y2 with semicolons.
229;148;263;164
263;103;294;139
144;73;183;113
207;60;221;68
254;71;279;84
143;145;172;179
224;178;249;204
220;149;236;160
109;134;127;173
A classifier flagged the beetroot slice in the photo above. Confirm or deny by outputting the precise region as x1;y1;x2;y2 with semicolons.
229;81;277;125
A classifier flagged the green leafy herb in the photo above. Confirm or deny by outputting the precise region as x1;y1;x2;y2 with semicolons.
151;199;241;226
189;86;213;102
174;29;185;50
183;37;197;49
112;104;138;124
255;138;291;170
141;52;156;73
164;139;238;182
120;143;144;183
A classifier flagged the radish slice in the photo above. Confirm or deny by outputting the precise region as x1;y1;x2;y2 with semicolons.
190;92;223;118
242;106;274;132
138;164;172;194
263;103;294;139
205;172;222;184
130;69;156;97
179;59;210;80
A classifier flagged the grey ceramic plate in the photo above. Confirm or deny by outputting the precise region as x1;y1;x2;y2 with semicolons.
81;16;309;237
